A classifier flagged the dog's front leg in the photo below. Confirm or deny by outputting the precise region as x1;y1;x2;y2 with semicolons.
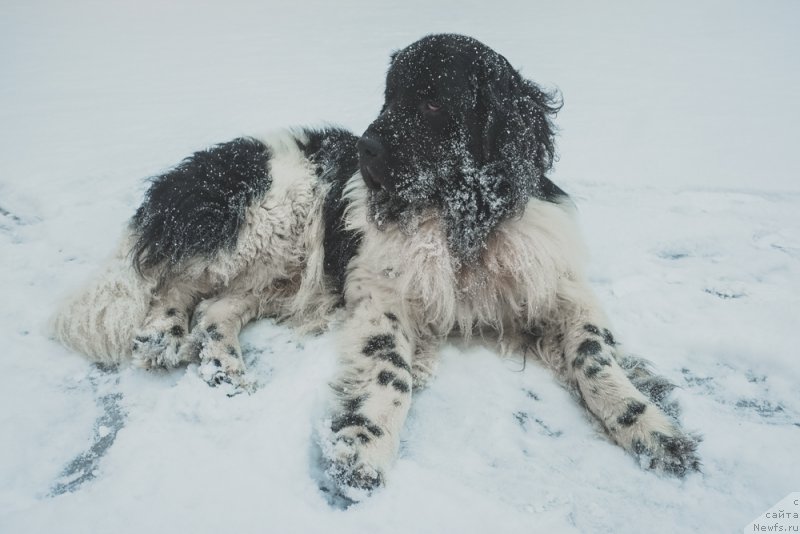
542;281;701;476
322;299;414;500
133;282;198;370
182;292;261;387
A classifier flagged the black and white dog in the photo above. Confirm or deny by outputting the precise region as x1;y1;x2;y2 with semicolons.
53;34;700;500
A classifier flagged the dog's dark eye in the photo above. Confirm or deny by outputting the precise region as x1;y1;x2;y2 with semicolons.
424;101;442;112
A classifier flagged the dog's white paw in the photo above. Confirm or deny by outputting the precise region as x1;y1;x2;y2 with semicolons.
323;434;384;501
319;421;388;503
182;321;248;388
632;428;701;477
132;325;185;369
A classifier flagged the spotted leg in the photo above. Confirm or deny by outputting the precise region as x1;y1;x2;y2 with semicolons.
542;286;700;476
322;301;415;501
132;284;197;369
180;293;260;387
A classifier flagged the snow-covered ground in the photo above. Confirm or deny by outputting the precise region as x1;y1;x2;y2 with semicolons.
1;1;799;532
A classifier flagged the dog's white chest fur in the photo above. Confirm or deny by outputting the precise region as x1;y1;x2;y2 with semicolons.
345;195;586;337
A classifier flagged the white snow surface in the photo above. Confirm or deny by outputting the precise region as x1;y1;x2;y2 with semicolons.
2;1;799;532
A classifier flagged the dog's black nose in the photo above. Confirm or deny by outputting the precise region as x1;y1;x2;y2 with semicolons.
357;134;385;162
357;134;387;189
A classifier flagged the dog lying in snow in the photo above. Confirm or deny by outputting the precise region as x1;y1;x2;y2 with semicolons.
52;33;700;500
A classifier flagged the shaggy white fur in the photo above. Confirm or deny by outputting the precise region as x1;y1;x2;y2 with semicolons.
51;232;157;363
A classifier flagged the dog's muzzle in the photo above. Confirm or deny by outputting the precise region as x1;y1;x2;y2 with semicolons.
357;133;388;190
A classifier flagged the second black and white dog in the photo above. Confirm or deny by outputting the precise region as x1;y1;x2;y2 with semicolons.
52;34;700;500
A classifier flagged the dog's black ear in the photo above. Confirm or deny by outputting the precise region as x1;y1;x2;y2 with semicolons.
476;54;562;178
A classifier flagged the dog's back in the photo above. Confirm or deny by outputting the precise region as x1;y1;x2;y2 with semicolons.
51;128;360;364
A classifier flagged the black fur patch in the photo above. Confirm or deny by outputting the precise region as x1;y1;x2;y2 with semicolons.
377;370;396;385
344;395;368;412
391;379;410;393
585;365;603;379
169;325;184;337
206;324;223;341
131;137;272;273
330;413;383;437
297;127;359;178
362;334;395;355
617;355;681;419
296;128;363;298
593;354;612;367
637;376;677;405
617;400;647;426
583;324;601;336
384;312;399;322
574;339;604;369
578;339;602;356
534;177;569;203
603;329;616;346
375;350;411;373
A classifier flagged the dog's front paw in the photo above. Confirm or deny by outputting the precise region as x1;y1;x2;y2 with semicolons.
319;418;389;503
132;323;186;369
322;433;385;502
633;429;701;477
197;353;246;388
182;322;247;388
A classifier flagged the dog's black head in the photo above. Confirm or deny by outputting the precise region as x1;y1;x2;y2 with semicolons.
358;34;562;263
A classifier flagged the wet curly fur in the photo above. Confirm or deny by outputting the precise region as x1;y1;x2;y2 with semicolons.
52;34;700;503
361;34;564;262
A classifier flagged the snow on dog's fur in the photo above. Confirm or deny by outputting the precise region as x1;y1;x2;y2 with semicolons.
52;33;700;501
